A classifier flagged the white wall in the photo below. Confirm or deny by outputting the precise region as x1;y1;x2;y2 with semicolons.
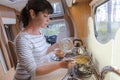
110;29;120;80
87;17;120;80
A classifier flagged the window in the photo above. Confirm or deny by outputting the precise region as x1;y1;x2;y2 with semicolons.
50;2;64;18
40;19;67;44
4;24;14;41
95;0;120;43
40;19;66;36
0;20;13;70
0;48;7;73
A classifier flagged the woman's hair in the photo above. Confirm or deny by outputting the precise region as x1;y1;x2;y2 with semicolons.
20;0;53;27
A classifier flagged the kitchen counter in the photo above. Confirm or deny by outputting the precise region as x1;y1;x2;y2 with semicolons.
32;51;98;80
35;68;68;80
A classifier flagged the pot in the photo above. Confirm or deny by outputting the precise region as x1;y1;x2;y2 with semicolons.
72;55;93;78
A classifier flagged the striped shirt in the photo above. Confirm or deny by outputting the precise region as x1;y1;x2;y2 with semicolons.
13;32;51;80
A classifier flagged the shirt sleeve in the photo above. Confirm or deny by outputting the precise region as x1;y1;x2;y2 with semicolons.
15;36;37;77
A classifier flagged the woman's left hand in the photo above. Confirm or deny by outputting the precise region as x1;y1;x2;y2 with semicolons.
47;43;59;54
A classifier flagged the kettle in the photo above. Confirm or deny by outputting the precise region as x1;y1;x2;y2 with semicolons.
69;39;93;79
72;39;84;56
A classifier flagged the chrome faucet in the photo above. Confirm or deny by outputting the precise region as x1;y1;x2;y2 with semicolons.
100;66;120;80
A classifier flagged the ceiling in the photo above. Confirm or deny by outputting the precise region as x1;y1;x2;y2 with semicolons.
0;0;60;12
0;0;91;12
0;0;28;11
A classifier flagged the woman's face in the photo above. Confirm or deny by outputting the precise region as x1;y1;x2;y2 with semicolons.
32;11;50;28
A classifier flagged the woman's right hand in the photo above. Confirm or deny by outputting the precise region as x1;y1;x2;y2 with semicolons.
59;60;75;69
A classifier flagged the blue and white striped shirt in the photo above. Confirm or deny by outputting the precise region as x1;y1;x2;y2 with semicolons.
13;32;51;80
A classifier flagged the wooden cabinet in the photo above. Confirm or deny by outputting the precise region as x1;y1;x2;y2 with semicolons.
68;1;91;38
0;5;19;80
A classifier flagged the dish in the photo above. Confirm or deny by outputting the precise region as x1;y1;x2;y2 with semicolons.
74;55;90;64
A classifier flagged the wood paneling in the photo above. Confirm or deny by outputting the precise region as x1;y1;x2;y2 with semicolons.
0;4;20;38
61;0;75;37
0;17;12;69
69;2;91;38
12;18;20;37
0;5;17;80
77;0;91;3
8;41;17;68
0;5;16;18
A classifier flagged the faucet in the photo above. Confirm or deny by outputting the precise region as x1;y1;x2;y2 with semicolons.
100;66;120;80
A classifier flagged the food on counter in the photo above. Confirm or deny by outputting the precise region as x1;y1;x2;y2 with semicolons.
74;55;90;64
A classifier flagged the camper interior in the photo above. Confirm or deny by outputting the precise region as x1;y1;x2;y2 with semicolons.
0;0;120;80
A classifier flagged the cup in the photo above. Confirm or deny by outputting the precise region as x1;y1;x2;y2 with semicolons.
59;38;73;54
54;48;64;59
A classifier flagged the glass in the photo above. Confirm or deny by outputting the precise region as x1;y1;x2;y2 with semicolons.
40;19;65;37
59;38;73;53
95;0;120;43
50;2;63;17
52;38;73;61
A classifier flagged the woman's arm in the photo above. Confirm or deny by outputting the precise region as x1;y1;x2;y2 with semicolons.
15;36;37;76
36;60;68;76
16;36;74;77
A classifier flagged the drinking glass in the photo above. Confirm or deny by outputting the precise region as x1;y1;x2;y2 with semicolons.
59;38;73;58
52;38;73;61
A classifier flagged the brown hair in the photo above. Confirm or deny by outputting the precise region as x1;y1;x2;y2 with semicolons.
20;0;53;27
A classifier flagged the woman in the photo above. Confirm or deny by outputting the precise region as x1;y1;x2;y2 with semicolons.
13;0;74;80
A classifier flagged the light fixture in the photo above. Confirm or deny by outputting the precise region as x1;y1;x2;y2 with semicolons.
72;0;77;5
66;0;73;7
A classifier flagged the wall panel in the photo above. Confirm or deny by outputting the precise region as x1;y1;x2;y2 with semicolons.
0;5;16;18
68;2;91;38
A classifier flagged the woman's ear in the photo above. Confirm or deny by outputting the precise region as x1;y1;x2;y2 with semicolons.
29;9;36;19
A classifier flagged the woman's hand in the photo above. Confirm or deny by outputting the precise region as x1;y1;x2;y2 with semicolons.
59;60;75;69
47;43;59;54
